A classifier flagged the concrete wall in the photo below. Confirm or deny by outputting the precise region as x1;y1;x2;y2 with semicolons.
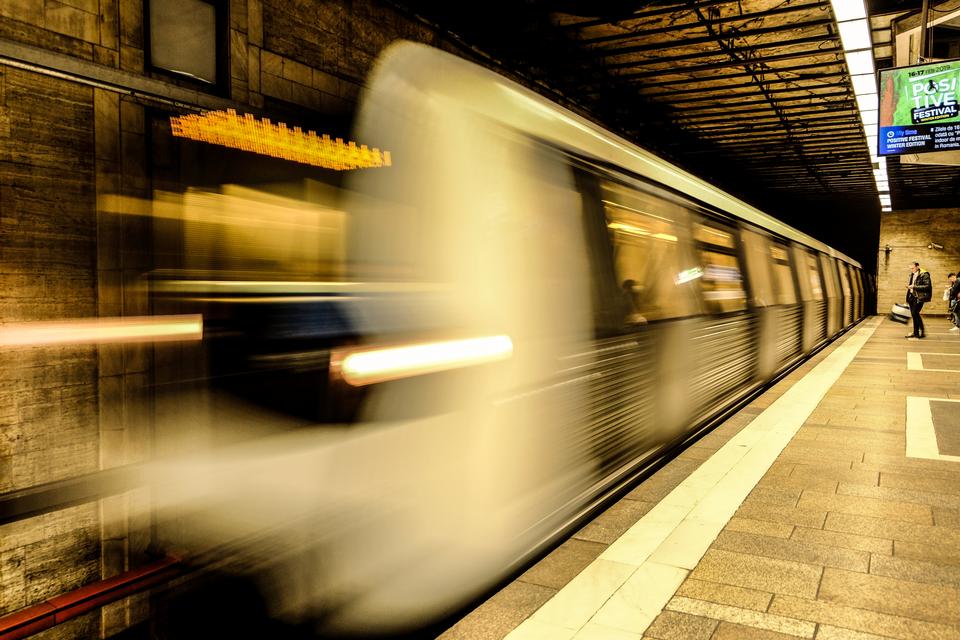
877;208;960;316
0;66;101;640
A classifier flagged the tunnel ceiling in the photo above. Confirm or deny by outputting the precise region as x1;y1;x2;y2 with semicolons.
391;0;960;266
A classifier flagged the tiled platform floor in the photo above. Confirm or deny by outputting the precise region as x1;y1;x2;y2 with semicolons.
440;316;960;640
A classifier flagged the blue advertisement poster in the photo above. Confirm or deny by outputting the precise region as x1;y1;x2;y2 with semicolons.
878;58;960;156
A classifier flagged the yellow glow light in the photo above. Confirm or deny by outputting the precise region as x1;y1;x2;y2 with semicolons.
652;233;678;242
170;109;392;171
0;315;203;346
608;222;650;236
337;335;513;386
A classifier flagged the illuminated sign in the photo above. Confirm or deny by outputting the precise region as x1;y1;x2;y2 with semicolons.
879;58;960;156
170;109;392;170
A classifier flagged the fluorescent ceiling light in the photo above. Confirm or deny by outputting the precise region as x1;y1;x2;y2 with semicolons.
852;73;877;95
857;93;879;112
832;0;867;22
845;49;875;76
839;19;872;51
860;109;878;125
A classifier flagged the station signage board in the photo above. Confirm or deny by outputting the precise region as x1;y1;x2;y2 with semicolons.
878;58;960;156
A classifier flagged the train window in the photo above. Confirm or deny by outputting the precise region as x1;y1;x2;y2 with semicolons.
600;181;700;322
819;254;839;298
805;252;824;300
695;224;737;249
740;228;774;307
694;220;747;314
770;242;798;305
838;261;852;298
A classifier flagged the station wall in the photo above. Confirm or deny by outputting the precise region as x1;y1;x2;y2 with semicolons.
878;207;960;317
0;1;479;638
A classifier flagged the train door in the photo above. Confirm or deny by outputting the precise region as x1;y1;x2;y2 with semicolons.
853;268;865;318
768;239;803;371
861;270;872;316
846;264;861;321
819;253;841;337
577;172;703;482
740;226;777;381
836;259;854;327
793;245;826;351
687;215;759;424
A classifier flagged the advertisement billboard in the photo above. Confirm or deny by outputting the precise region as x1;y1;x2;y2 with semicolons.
878;58;960;156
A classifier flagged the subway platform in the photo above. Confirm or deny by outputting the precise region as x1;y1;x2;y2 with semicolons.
441;315;960;640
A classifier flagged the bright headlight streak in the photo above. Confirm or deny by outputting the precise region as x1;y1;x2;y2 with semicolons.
340;335;514;386
0;315;203;346
838;19;872;51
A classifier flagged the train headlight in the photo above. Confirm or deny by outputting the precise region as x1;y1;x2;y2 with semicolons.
333;335;513;386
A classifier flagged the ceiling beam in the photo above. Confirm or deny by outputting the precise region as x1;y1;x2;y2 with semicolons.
604;33;840;71
592;18;835;58
578;2;829;45
624;59;845;91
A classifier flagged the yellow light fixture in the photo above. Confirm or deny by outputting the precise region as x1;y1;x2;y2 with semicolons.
170;109;392;171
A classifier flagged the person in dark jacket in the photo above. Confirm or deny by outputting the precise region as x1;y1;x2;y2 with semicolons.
906;262;932;339
949;272;960;331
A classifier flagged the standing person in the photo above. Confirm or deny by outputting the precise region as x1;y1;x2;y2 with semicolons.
906;262;932;339
950;272;960;331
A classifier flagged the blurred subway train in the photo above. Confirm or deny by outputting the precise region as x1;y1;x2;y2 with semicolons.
139;42;873;637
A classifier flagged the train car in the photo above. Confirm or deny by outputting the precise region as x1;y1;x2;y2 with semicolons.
149;41;869;636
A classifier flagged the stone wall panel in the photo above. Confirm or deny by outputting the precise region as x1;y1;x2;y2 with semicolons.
878;208;960;315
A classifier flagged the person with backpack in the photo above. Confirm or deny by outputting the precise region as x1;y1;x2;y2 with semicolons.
906;262;932;339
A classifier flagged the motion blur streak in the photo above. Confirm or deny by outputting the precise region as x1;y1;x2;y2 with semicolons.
0;315;203;346
336;335;514;386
